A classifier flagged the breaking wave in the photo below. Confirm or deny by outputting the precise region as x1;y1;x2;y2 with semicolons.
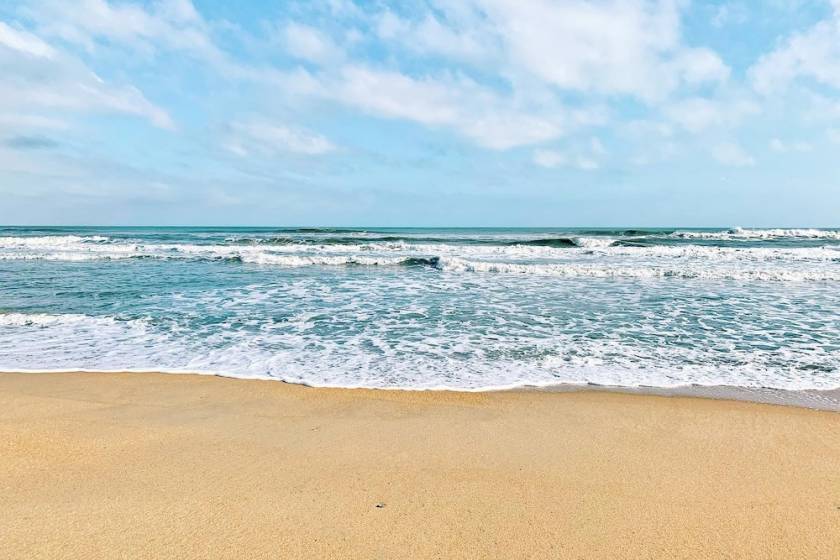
2;226;839;395
0;233;838;281
670;228;840;240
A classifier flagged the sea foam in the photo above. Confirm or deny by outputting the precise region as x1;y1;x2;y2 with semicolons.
2;227;838;393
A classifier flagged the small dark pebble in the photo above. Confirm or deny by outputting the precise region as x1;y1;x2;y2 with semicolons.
375;502;386;509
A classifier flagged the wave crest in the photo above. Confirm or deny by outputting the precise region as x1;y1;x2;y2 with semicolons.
672;228;840;240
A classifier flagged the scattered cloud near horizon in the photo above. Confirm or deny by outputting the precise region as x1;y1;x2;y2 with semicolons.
0;0;839;225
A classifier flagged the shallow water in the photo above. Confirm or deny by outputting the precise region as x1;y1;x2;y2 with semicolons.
1;226;838;394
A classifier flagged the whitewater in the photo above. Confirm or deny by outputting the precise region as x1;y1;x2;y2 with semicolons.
1;226;838;395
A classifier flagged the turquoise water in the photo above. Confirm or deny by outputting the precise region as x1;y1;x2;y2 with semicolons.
1;226;839;390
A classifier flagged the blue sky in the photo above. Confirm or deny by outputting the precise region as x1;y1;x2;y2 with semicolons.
1;0;839;226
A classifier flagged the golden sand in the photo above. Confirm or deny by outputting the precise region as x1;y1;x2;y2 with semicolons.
1;372;839;559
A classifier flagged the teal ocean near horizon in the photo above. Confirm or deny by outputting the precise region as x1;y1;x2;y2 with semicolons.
1;226;839;393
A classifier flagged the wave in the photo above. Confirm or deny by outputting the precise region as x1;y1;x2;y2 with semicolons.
238;253;434;267
4;237;838;259
249;235;606;248
612;240;651;247
571;237;616;248
244;235;488;246
508;237;614;248
511;238;579;248
5;249;836;279
2;310;838;394
571;228;676;237
400;256;441;267
244;235;373;245
0;312;147;328
193;235;613;250
431;257;840;281
4;231;840;253
0;235;111;246
670;228;840;240
272;227;369;234
212;252;840;281
2;234;839;282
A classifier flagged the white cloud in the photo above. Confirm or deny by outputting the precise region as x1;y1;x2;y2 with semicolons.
622;119;674;138
533;149;567;168
712;142;755;167
770;138;812;152
376;11;491;64
749;3;840;93
459;113;566;150
802;91;840;121
674;49;731;85
0;20;173;129
533;137;605;170
13;0;740;154
9;0;800;166
0;21;55;58
0;113;68;130
282;22;343;65
533;149;601;171
157;0;201;23
294;65;578;150
451;0;728;101
224;121;336;156
72;82;174;129
664;96;759;133
310;0;730;150
575;157;599;170
333;66;464;126
369;0;729;107
26;0;224;63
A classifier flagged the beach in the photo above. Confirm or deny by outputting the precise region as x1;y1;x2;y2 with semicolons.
2;372;839;559
5;0;840;554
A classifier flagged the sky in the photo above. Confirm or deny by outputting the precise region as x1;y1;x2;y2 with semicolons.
1;0;839;226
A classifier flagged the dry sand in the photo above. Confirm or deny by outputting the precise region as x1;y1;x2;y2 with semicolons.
1;371;839;559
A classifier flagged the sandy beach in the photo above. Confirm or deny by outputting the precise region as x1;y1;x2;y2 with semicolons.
1;372;839;559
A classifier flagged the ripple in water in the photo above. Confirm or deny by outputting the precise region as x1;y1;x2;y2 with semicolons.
0;226;838;401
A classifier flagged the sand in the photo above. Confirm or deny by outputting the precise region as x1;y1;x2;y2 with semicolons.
1;372;839;559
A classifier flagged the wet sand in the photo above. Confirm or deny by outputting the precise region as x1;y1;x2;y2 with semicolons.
537;382;840;412
2;371;839;559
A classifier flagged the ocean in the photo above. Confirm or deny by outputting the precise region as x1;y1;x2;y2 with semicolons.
1;226;839;397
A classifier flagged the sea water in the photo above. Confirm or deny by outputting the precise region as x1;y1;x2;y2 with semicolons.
1;226;838;394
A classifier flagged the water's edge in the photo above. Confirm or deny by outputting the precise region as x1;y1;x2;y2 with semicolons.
3;368;839;413
530;382;840;412
4;227;839;391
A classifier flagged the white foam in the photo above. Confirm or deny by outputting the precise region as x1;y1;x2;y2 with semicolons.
3;229;838;394
671;228;840;240
570;236;615;248
2;234;838;282
434;256;840;281
0;312;116;326
0;235;110;246
2;267;838;395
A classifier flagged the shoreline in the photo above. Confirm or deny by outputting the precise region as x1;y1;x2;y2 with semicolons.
3;368;840;412
2;371;840;558
537;382;840;412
